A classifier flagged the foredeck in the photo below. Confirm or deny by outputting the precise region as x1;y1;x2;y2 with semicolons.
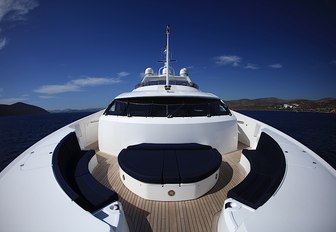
90;144;247;232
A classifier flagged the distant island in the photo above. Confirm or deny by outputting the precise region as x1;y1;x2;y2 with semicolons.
50;108;103;114
1;98;335;117
0;102;49;116
225;97;336;113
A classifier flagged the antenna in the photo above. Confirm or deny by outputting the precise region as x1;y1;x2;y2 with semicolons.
165;25;171;90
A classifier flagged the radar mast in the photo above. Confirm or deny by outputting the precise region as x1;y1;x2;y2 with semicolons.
165;25;171;90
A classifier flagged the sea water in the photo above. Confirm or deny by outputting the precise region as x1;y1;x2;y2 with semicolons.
0;111;335;172
0;112;92;171
240;110;336;169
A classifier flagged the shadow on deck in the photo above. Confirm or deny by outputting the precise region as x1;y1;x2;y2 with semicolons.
91;147;246;232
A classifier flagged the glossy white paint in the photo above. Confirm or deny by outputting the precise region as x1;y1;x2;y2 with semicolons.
2;25;336;231
117;84;218;99
217;111;336;232
0;112;128;232
1;108;335;231
119;167;220;201
98;114;238;156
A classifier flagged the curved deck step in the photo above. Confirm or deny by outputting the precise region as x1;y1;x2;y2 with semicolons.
91;144;247;232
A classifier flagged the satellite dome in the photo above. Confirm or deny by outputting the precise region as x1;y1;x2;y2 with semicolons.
180;68;188;76
145;67;154;76
162;67;169;75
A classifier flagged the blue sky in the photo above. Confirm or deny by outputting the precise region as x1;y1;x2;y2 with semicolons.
0;0;335;110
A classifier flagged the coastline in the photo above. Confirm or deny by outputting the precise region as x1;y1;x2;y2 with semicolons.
226;97;336;114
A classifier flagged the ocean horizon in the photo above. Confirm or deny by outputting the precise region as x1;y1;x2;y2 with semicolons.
0;110;335;172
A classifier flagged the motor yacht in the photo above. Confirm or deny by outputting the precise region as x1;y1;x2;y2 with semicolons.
1;26;335;232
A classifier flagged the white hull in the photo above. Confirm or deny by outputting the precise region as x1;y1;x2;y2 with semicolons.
217;111;336;232
0;111;128;232
1;26;335;231
0;110;335;231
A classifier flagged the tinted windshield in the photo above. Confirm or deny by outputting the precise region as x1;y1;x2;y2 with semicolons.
104;97;231;117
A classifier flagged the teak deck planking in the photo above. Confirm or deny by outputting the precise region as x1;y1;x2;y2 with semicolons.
90;144;247;232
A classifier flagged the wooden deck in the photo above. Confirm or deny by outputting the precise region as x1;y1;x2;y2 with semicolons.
91;144;247;232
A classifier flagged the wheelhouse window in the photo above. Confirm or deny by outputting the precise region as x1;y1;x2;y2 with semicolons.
104;97;231;117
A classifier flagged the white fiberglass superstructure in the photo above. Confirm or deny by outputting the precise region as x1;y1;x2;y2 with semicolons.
99;26;237;157
98;25;237;201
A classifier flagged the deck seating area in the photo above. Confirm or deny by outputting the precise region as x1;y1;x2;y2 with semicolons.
52;132;118;212
118;143;222;185
91;146;247;232
227;132;286;209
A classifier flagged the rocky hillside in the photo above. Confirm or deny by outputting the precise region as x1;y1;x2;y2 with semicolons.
225;98;336;113
0;102;49;116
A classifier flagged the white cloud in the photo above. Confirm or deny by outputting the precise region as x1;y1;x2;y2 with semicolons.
117;71;130;77
0;0;39;50
215;55;242;67
244;63;259;70
34;83;80;95
0;96;29;104
39;95;56;99
0;0;39;22
72;76;120;86
269;63;283;69
0;37;7;50
34;76;121;95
